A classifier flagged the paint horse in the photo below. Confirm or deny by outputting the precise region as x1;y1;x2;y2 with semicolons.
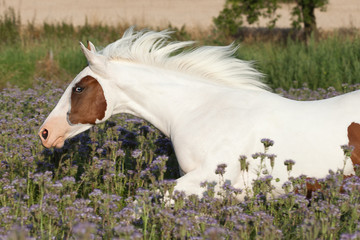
39;27;360;199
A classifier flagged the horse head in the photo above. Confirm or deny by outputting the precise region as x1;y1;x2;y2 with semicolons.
38;41;113;148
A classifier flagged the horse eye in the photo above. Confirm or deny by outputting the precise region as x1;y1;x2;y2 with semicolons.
73;86;84;93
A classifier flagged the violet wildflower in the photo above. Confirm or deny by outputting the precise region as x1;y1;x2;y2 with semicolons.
116;206;136;222
252;152;267;161
131;149;142;158
43;193;60;203
89;189;103;198
113;223;143;239
200;181;217;198
103;173;116;181
284;159;295;172
355;164;360;176
0;207;11;216
2;184;16;195
252;152;260;159
118;172;126;178
267;154;277;170
125;118;143;124
282;181;292;193
61;176;76;185
116;149;125;157
52;181;63;190
4;225;31;240
340;232;360;240
221;180;242;195
239;155;248;172
72;222;97;239
215;163;227;176
342;175;360;193
33;171;53;184
203;226;227;239
150;155;168;173
157;179;176;194
341;144;354;158
261;138;274;150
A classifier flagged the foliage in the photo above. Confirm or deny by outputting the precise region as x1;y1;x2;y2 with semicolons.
290;0;329;36
214;0;329;37
236;35;360;90
214;0;280;36
0;7;20;44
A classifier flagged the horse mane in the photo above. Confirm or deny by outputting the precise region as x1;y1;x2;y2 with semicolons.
99;27;268;90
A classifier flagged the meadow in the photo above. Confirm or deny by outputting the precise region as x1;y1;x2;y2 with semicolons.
1;7;360;239
2;8;360;90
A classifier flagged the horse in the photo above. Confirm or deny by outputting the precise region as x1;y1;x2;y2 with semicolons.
38;27;360;199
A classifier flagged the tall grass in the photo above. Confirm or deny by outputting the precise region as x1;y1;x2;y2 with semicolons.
1;7;360;90
238;35;360;90
0;8;128;88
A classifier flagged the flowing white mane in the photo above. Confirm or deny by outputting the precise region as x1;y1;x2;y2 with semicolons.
99;27;268;90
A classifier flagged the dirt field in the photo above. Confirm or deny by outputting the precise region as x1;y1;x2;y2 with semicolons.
1;0;359;30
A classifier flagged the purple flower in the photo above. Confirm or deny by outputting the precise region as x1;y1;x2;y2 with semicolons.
33;171;53;184
52;181;63;189
267;154;277;169
116;149;125;157
239;155;248;172
252;152;267;160
0;207;11;215
43;193;60;203
341;144;354;157
261;138;274;148
61;176;76;184
284;159;296;171
72;222;97;238
204;226;227;239
131;149;142;158
215;163;227;176
89;189;103;198
113;222;143;239
340;232;360;240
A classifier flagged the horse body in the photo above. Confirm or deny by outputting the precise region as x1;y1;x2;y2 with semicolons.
163;83;358;195
39;28;358;198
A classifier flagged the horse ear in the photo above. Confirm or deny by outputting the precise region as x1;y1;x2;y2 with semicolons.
80;42;108;76
87;41;97;52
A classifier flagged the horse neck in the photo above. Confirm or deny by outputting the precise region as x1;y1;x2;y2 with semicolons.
108;61;224;137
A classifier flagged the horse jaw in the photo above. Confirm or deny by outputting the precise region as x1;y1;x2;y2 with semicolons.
39;108;93;148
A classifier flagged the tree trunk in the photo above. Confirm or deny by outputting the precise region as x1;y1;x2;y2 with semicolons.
298;0;317;39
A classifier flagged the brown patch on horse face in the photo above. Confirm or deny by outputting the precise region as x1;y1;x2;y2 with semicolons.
347;122;360;170
68;75;107;125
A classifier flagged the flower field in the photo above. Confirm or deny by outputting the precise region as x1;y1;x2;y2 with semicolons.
1;80;360;239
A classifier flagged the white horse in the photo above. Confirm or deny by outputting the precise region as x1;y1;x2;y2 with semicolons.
39;27;359;198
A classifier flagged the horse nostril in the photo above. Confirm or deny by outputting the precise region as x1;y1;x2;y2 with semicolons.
41;129;48;140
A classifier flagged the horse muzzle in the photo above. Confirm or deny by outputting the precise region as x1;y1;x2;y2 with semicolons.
38;116;69;148
38;128;65;148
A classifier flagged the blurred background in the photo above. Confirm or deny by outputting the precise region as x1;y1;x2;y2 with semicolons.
1;0;359;29
1;0;360;90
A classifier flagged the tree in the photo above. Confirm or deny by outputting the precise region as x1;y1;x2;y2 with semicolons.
291;0;328;37
214;0;328;38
